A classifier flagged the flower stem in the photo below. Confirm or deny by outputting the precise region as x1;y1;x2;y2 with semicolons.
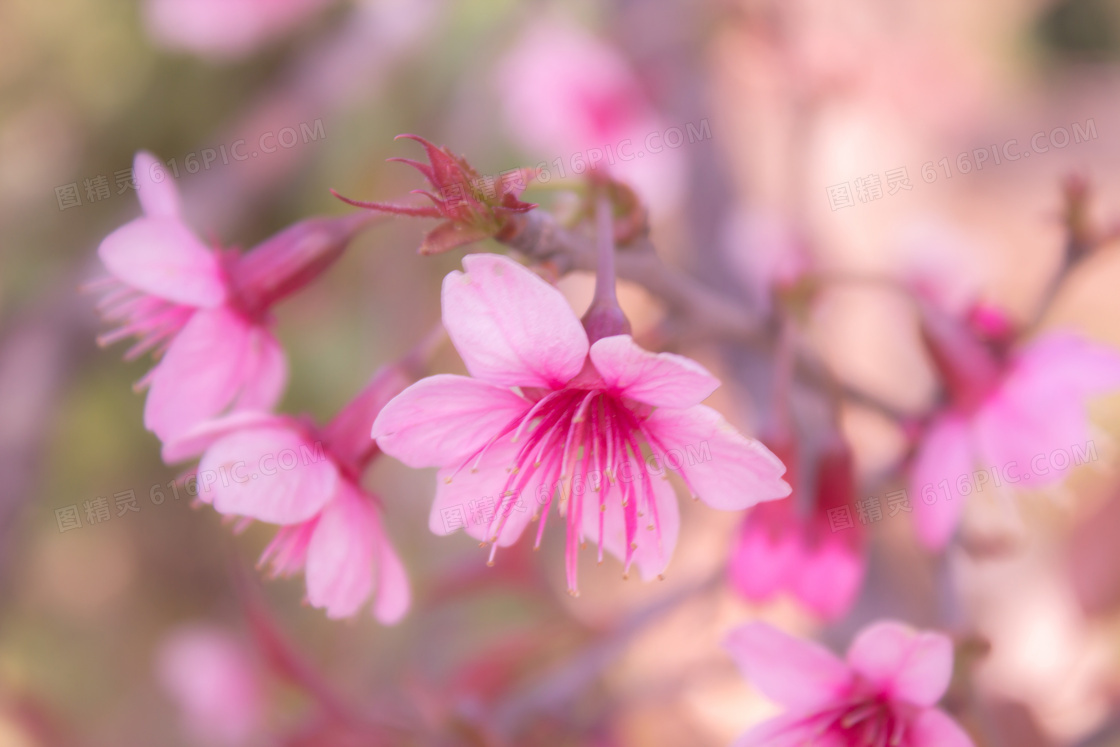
581;189;631;342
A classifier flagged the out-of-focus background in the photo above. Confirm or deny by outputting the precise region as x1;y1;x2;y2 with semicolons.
4;0;1120;745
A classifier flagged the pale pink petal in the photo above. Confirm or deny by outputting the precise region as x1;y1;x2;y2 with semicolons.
441;253;588;388
846;621;953;707
910;414;974;550
733;712;836;747
973;337;1113;487
144;307;253;442
1011;332;1120;397
162;411;284;463
793;537;865;622
643;405;791;510
156;625;263;746
99;218;227;308
429;436;538;547
372;525;410;625
908;708;976;747
305;487;377;619
728;502;801;602
582;468;681;581
723;622;852;711
134;151;182;219
372;374;529;469
589;334;720;408
232;327;287;412
199;426;338;524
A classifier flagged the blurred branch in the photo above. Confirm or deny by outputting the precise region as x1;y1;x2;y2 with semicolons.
501;210;764;343
0;276;97;573
490;571;723;738
499;210;912;425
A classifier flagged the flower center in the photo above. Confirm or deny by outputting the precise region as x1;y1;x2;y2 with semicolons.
449;385;677;594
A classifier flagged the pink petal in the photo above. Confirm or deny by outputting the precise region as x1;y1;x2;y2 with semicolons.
143;308;254;442
908;708;976;747
973;337;1112;487
910;414;974;550
441;253;588;388
728;502;802;603
372;374;530;469
1012;332;1120;397
723;622;852;711
99;218;227;308
793;537;865;622
582;467;681;580
733;713;836;747
232;327;287;413
429;437;538;547
644;405;791;510
589;334;720;408
162;411;284;463
134;151;182;219
155;625;263;746
846;621;953;708
198;426;338;524
372;526;411;625
305;486;377;619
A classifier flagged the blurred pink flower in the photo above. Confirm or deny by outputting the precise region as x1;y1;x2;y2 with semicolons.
912;302;1120;548
372;253;790;593
724;209;813;312
724;620;973;747
144;0;334;60
95;151;372;444
495;19;685;211
730;438;865;621
164;409;410;622
156;625;264;746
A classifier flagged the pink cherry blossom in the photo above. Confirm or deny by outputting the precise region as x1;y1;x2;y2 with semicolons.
372;253;790;594
144;0;334;60
95;151;372;444
156;625;264;746
724;620;974;747
730;438;865;621
495;19;685;212
911;300;1120;548
164;410;409;622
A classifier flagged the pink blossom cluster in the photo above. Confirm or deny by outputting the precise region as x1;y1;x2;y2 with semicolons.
93;130;1120;746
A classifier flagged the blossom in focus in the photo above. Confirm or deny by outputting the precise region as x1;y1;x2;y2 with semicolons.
724;620;974;747
164;403;410;622
729;436;865;621
94;151;372;444
144;0;335;60
333;134;537;255
156;625;264;746
495;19;685;212
371;253;790;593
911;298;1120;548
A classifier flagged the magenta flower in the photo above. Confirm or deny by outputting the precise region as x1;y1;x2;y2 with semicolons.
730;438;865;621
164;410;409;622
725;620;974;747
95;151;372;444
911;299;1120;548
372;253;790;593
156;625;264;746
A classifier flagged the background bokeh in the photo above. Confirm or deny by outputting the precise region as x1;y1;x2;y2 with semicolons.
4;0;1120;745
